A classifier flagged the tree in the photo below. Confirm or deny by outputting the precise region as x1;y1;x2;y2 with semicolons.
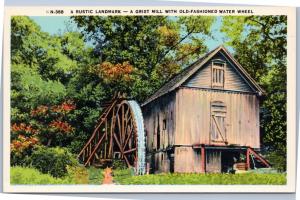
72;16;215;102
63;16;216;153
11;17;92;151
221;16;287;171
11;16;216;155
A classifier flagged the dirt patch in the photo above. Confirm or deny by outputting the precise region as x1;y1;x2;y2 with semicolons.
102;167;114;184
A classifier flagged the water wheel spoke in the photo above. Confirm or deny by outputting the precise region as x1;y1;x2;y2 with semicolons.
124;124;134;148
124;109;131;136
113;133;124;154
116;114;122;145
124;148;136;154
123;154;131;167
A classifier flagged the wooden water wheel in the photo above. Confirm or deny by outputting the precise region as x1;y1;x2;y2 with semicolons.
78;96;146;175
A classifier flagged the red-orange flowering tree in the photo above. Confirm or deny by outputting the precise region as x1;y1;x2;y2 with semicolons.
29;100;76;147
10;123;39;166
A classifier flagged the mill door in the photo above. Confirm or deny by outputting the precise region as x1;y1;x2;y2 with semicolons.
210;101;227;144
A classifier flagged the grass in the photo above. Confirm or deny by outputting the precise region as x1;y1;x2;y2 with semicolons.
87;167;104;184
10;166;73;184
113;169;286;185
11;166;286;185
11;166;104;185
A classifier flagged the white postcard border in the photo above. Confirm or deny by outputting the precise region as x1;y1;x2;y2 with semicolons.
2;6;296;193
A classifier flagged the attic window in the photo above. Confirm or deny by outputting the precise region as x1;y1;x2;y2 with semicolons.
212;59;225;88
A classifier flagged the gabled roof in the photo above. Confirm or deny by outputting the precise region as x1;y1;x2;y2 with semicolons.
142;45;265;106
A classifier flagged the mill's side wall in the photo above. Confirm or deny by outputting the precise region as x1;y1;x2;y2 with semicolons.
142;92;176;173
142;92;176;150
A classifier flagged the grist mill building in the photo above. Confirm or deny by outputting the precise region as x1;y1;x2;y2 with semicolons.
141;45;269;173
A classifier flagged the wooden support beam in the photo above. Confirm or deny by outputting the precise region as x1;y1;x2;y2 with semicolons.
78;100;117;159
248;148;271;168
201;146;206;173
84;133;106;166
246;148;250;170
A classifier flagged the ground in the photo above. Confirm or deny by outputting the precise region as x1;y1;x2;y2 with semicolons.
112;169;286;185
11;166;286;185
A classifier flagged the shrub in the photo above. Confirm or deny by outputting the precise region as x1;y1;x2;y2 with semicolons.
30;146;77;178
113;168;133;183
10;123;40;167
112;159;127;170
11;152;32;167
10;166;73;184
265;150;286;172
66;165;89;184
87;167;104;184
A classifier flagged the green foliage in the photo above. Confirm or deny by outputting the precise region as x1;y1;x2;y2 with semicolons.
11;16;93;154
66;165;89;184
11;17;77;83
265;151;286;172
29;146;77;178
112;159;128;170
11;64;66;114
11;152;32;167
114;172;286;185
113;168;133;181
87;167;104;184
11;166;90;184
10;166;73;184
72;16;215;102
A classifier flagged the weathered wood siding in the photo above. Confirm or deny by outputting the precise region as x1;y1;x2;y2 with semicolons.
142;92;176;152
174;147;201;173
183;52;253;93
175;88;260;148
206;150;222;173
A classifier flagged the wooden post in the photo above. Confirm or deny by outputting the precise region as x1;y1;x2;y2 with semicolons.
146;162;150;175
246;148;250;170
201;146;206;173
248;148;271;168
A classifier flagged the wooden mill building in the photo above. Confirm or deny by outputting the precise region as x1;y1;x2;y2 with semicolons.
141;45;268;174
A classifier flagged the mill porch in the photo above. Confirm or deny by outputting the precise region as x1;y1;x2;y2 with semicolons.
192;145;271;173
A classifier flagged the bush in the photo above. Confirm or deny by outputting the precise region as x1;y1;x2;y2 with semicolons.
66;165;89;184
113;168;133;183
10;134;39;166
266;151;286;172
10;166;73;184
11;152;32;167
30;146;77;178
87;167;104;184
112;159;127;170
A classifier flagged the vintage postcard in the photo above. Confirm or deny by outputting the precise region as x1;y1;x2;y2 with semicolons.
2;6;296;193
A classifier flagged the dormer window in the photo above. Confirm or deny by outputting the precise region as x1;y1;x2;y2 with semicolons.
211;59;225;88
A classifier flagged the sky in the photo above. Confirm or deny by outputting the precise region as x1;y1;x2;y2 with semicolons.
30;16;232;53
